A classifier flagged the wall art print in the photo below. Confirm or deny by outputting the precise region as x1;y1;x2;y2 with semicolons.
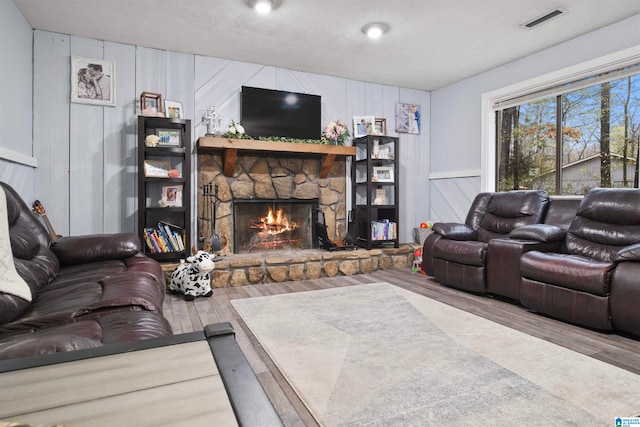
395;103;420;134
70;56;116;107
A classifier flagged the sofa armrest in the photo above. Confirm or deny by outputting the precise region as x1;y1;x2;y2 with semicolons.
51;233;141;266
432;223;477;241
508;224;566;242
486;237;563;302
613;243;640;262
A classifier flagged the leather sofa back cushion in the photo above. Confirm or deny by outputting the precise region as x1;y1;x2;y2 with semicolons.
1;183;51;250
2;183;59;289
1;184;60;323
0;292;32;324
544;199;581;229
477;190;549;242
567;188;640;261
464;192;493;230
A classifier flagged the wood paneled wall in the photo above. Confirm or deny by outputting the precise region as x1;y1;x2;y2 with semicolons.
32;30;430;244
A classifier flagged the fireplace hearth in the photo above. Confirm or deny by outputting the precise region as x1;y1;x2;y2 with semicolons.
234;199;318;254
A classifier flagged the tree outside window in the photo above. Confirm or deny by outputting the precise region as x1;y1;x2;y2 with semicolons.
497;71;640;195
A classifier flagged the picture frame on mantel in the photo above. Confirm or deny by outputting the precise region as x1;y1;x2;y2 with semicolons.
70;56;116;107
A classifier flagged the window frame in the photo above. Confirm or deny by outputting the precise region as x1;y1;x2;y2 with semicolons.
481;46;640;193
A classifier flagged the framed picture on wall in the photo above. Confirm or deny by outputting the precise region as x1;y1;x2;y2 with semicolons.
70;56;116;107
395;103;420;134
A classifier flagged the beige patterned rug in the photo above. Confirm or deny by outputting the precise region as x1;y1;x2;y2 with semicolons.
232;283;640;426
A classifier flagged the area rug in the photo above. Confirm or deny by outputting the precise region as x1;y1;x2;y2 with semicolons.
231;283;640;426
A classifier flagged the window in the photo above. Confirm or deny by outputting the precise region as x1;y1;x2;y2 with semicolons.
495;66;640;195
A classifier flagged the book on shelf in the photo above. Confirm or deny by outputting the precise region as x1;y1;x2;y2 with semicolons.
371;219;397;241
143;222;186;254
160;221;185;251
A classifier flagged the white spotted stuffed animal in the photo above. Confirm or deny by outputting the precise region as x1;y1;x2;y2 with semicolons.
169;250;215;301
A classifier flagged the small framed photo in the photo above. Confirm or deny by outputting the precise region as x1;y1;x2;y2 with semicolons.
140;92;162;115
376;145;390;160
162;185;183;207
156;129;181;147
144;160;171;178
71;56;116;107
164;100;183;119
373;166;394;183
353;115;375;138
373;118;387;135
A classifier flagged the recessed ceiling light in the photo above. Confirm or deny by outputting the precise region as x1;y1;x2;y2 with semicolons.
248;0;277;14
362;23;390;39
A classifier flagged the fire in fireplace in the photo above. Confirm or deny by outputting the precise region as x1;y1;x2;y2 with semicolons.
253;207;297;235
234;199;318;253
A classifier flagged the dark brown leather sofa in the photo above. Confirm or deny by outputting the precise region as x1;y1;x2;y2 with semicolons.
0;182;172;360
423;187;640;337
423;190;550;294
518;188;640;334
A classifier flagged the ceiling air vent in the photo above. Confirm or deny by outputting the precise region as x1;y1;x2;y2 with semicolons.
520;8;568;29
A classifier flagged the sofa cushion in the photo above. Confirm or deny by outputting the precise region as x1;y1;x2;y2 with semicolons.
0;333;102;360
20;272;163;323
0;311;172;360
566;188;640;262
51;233;140;267
1;182;59;304
0;186;32;323
99;311;173;343
477;190;549;242
520;251;614;296
0;292;32;324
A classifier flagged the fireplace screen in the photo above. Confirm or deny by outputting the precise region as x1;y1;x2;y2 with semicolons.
234;200;318;253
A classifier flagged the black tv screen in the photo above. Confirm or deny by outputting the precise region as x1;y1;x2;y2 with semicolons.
241;86;321;140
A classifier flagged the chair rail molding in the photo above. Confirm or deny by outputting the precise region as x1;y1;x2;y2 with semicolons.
0;147;38;168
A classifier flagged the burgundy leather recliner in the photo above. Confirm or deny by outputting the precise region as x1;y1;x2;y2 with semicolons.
0;182;172;360
426;190;550;294
519;188;640;333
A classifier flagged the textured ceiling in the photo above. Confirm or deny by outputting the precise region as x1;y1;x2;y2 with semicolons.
13;0;640;90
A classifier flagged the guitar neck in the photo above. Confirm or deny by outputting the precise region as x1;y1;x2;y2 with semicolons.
41;214;60;241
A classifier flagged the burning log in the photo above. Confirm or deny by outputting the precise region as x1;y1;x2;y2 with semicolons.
250;207;299;236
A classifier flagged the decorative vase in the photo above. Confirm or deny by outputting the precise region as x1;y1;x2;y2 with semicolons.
372;139;380;158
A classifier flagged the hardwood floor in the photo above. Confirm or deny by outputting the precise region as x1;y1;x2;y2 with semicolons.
162;269;640;426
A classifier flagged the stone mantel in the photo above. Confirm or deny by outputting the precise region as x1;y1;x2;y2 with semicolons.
197;137;355;178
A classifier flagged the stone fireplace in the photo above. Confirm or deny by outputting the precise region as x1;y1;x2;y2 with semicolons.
196;146;348;254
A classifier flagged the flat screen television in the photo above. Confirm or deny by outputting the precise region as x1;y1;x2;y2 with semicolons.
241;86;321;140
